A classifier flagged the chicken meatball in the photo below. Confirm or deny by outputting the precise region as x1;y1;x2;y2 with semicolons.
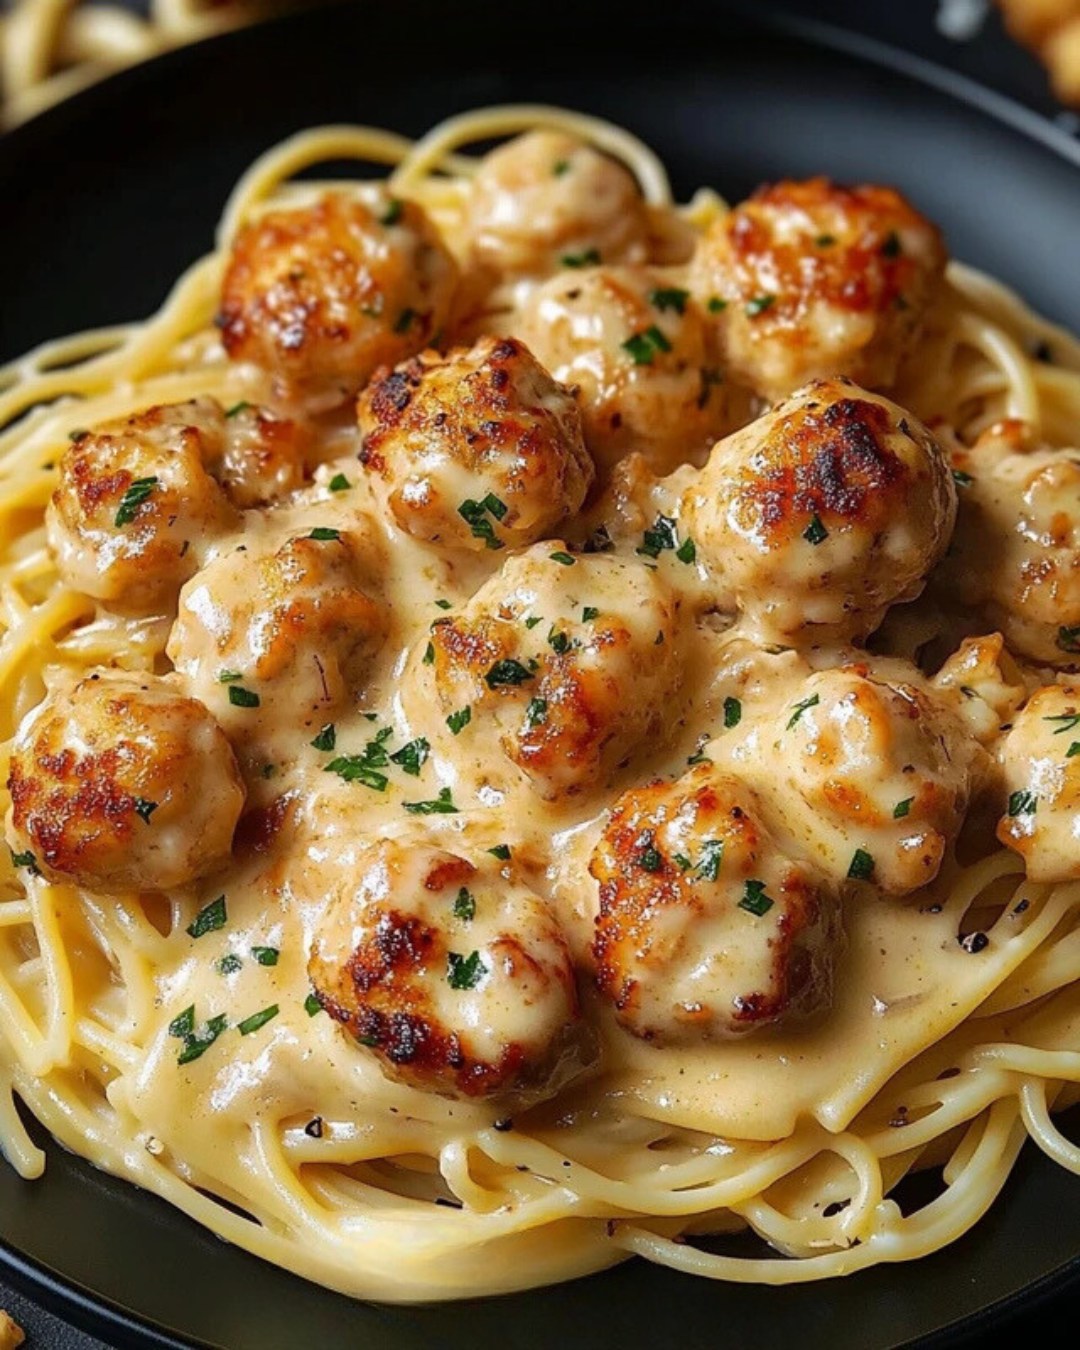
589;766;838;1043
753;668;978;895
308;838;588;1100
6;671;244;893
167;528;387;739
212;400;310;508
517;266;731;476
691;177;946;401
682;378;956;641
997;684;1080;882
357;335;593;549
932;632;1027;744
427;544;681;798
466;130;649;279
218;192;459;407
941;419;1080;666
46;400;238;614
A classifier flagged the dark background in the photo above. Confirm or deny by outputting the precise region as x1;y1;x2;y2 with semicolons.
0;0;1076;1344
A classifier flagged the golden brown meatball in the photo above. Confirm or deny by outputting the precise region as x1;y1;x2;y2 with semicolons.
425;544;681;798
997;684;1080;882
589;766;838;1043
516;266;732;476
752;667;979;895
308;838;588;1101
466;130;649;279
212;400;310;508
941;419;1080;666
932;633;1027;744
46;400;238;614
357;335;593;550
218;192;459;407
682;378;956;641
6;671;244;893
691;177;946;401
167;527;387;740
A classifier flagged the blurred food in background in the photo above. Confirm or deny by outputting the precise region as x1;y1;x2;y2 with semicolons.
998;0;1080;102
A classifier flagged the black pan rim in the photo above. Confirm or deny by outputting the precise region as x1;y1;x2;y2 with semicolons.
1;3;1079;1345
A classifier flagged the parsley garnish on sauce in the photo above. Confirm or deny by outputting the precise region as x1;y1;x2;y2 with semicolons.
561;248;601;268
311;724;336;752
803;514;828;545
723;697;742;729
893;797;913;819
745;294;775;317
238;1004;279;1036
1008;790;1038;816
786;693;820;729
485;658;534;689
133;797;157;824
621;325;672;365
739;879;774;915
488;844;512;861
228;685;260;708
187;895;227;939
114;476;158;527
848;849;876;881
447;950;486;990
447;707;472;735
458;494;508;549
329;473;351;492
404;787;458;815
251;947;279;967
390;737;430;777
453;888;476;921
649;286;689;314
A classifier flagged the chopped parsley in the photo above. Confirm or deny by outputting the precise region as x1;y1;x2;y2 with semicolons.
694;839;724;882
847;848;875;881
581;606;599;622
323;755;389;792
217;953;243;976
637;844;663;872
524;697;548;729
745;294;775;317
174;1010;228;1066
547;628;571;655
307;527;341;541
310;723;336;752
707;296;728;313
1069;743;1080;758
114;476;159;527
485;658;534;689
133;797;158;824
803;513;829;546
238;1004;279;1036
553;159;571;176
423;641;435;665
9;849;39;876
561;248;601;268
168;1006;195;1040
815;233;836;247
952;469;974;487
673;853;692;871
739;879;774;916
329;473;351;492
637;514;678;559
404;787;458;815
524;615;543;629
217;669;242;684
549;550;575;566
435;598;453;610
453;888;476;921
881;230;902;258
649;286;689;314
187;895;227;939
893;797;914;819
225;401;251;418
390;737;430;777
447;950;486;990
675;536;697;564
786;693;820;730
447;707;472;735
304;993;323;1017
723;696;742;729
228;685;260;708
1043;712;1080;735
251;947;279;967
488;844;512;861
1007;790;1038;816
458;494;508;549
380;198;404;226
621;325;672;365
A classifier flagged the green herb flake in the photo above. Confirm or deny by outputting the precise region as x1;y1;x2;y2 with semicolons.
676;536;697;564
1008;789;1038;817
524;615;543;629
694;839;725;883
745;294;775;318
311;723;336;752
458;496;505;550
547;628;571;655
803;513;829;546
485;658;535;689
168;1006;195;1039
621;324;672;365
453;888;476;921
1069;743;1080;759
707;296;728;313
133;797;158;824
649;286;689;315
1044;712;1080;735
390;737;430;777
637;514;678;559
447;950;486;990
251;947;279;967
561;248;601;269
553;159;571;176
238;1004;279;1036
304;992;323;1017
952;469;974;487
739;879;775;916
404;787;458;815
217;669;243;684
187;895;227;939
225;401;251;418
786;693;820;730
447;707;472;735
524;697;548;729
637;845;663;873
323;756;389;792
177;1013;228;1066
673;853;692;871
423;641;435;665
228;685;260;708
549;551;576;566
847;848;875;881
582;606;599;622
9;849;40;876
893;797;914;819
308;527;341;541
217;954;243;976
380;198;404;226
815;234;836;247
114;476;159;527
723;696;742;729
328;473;351;493
488;844;512;861
435;598;453;610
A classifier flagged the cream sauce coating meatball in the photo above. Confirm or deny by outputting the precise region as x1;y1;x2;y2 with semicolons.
932;633;1027;745
46;400;238;614
6;670;244;893
942;419;1080;666
212;401;310;508
997;684;1080;882
427;544;681;798
357;335;593;549
516;266;732;476
682;378;956;641
308;838;588;1100
691;177;946;402
589;766;838;1043
167;528;387;742
750;668;979;895
218;192;459;407
466;130;649;278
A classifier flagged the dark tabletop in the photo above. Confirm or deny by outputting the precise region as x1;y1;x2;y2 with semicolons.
0;1;1076;1345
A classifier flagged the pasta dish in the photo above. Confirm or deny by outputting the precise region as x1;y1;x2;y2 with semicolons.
3;106;1080;1302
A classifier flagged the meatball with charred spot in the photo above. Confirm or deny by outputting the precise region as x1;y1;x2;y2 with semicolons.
47;399;238;615
426;544;681;799
357;335;593;550
682;378;956;642
589;766;839;1043
517;265;733;477
308;838;591;1102
997;684;1080;883
466;130;649;279
218;192;458;408
691;177;946;401
6;670;244;893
